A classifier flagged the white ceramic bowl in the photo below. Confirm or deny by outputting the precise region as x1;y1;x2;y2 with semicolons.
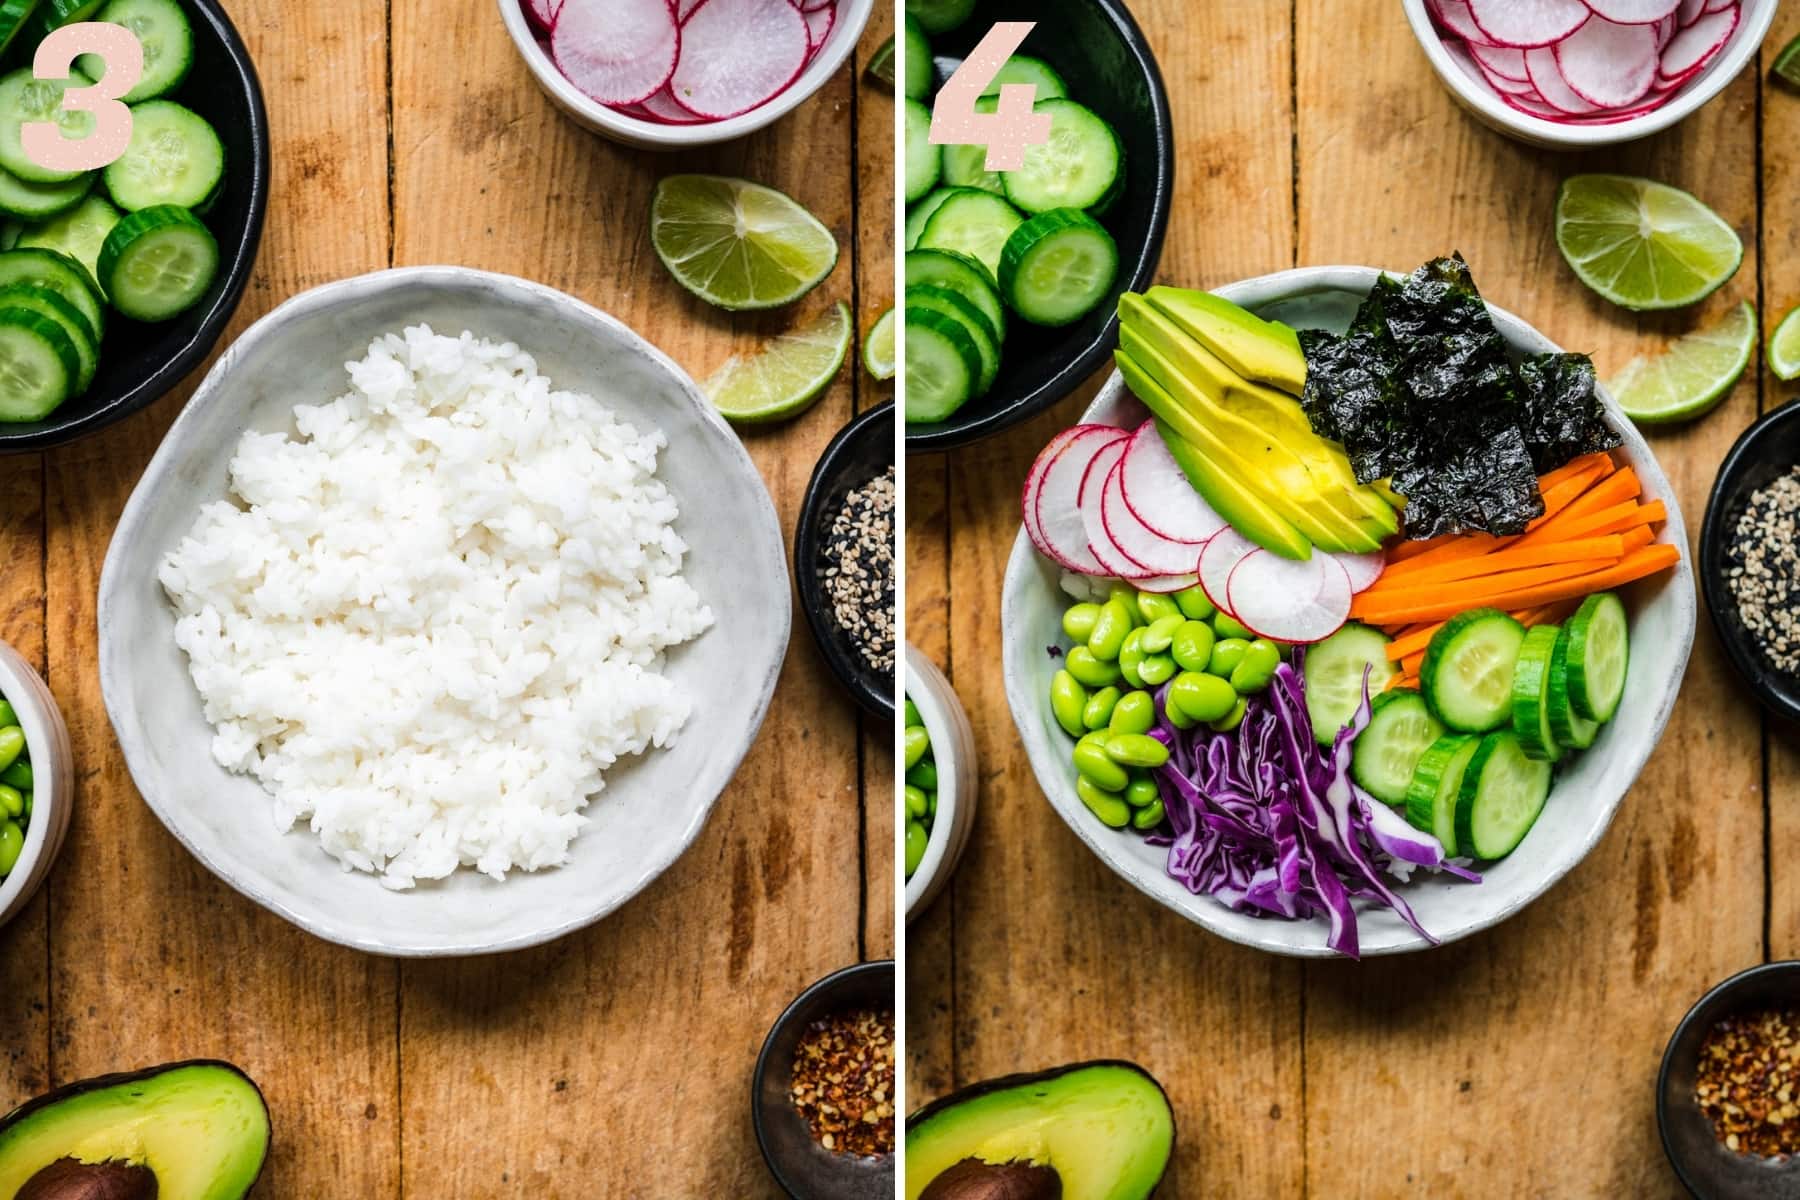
1402;0;1775;150
498;0;874;151
903;644;976;923
1001;265;1697;957
0;643;71;928
98;266;791;956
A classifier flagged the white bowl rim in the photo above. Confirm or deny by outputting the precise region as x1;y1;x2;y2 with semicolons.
496;0;875;149
1400;0;1775;148
1002;263;1698;957
0;644;67;919
98;264;791;956
903;644;964;917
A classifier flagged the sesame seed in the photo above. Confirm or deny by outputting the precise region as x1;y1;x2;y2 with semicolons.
1726;467;1800;676
818;466;895;676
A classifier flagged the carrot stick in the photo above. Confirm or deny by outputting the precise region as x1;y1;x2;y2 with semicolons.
1536;451;1615;492
1353;557;1623;621
1385;619;1447;661
1377;461;1610;579
1513;468;1641;547
1553;498;1667;542
1360;534;1628;591
1352;544;1680;625
1401;650;1426;678
1619;525;1655;554
1387;532;1458;563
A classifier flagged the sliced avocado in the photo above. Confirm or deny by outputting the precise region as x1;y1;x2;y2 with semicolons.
1145;285;1308;394
907;1061;1175;1200
1115;350;1311;559
0;1061;269;1200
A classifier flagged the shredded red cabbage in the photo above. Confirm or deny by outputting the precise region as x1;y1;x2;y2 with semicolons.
1147;662;1478;958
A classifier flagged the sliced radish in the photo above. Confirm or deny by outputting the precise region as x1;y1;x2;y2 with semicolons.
636;85;710;123
801;0;832;9
1655;14;1676;49
1677;0;1705;21
1118;422;1225;544
1433;0;1490;42
1329;551;1386;594
1525;45;1602;112
802;2;835;50
1021;426;1086;553
1468;40;1530;80
525;0;562;33
678;0;704;17
1101;458;1206;576
1501;89;1578;120
1198;529;1260;618
1081;441;1158;580
1226;551;1352;645
1583;0;1680;23
1466;0;1589;47
1475;56;1539;95
669;0;810;119
1555;17;1658;107
552;0;680;107
1661;4;1738;77
1702;0;1735;11
1029;428;1125;575
1132;572;1202;594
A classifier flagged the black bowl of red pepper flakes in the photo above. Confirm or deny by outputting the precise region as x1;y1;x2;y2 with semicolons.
751;960;895;1199
1658;960;1800;1197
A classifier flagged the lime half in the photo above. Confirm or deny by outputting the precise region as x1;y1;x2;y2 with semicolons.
1770;305;1800;381
864;306;896;380
1774;34;1800;90
650;175;838;311
1555;175;1742;311
1606;300;1756;425
704;301;852;424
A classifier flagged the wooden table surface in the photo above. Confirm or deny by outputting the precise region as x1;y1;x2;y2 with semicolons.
0;3;894;1196
906;2;1797;1194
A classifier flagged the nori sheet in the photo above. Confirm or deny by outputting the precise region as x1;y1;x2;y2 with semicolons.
1517;352;1622;471
1297;277;1407;483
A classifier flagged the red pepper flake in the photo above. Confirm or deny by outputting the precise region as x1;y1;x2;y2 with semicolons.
788;1006;895;1157
1695;1007;1800;1159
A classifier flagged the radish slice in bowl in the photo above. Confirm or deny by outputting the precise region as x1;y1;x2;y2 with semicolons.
1329;551;1386;594
1198;529;1261;618
1081;441;1157;580
1465;0;1591;48
670;0;812;119
1118;421;1225;544
1554;17;1659;109
1027;427;1124;576
1226;550;1353;644
1101;459;1207;576
552;0;681;107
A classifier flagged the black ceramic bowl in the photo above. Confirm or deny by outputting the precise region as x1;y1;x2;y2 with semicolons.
751;960;895;1200
1657;961;1800;1197
795;401;895;720
902;0;1173;452
0;0;268;452
1698;402;1800;723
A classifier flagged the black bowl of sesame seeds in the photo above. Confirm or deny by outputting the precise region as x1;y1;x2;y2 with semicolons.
796;402;897;721
1700;403;1800;725
1658;961;1800;1197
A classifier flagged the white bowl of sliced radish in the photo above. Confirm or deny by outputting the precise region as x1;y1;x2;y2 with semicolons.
1403;0;1774;149
1001;265;1697;957
501;0;872;150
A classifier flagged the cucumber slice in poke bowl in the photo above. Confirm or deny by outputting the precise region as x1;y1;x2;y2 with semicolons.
1000;264;1696;957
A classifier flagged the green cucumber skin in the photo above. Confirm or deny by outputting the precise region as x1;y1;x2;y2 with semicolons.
1349;688;1445;806
1303;622;1395;745
1510;624;1564;763
903;97;939;204
903;306;978;423
1453;731;1552;861
1565;592;1629;724
1000;98;1122;215
904;247;1005;342
1403;734;1479;857
1421;608;1526;733
904;283;997;395
97;204;217;321
0;305;73;419
1547;624;1600;750
997;207;1118;328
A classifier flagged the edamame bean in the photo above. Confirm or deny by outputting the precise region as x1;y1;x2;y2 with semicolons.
1082;686;1121;730
0;820;21;874
1131;799;1167;830
924;790;935;820
1208;637;1250;678
1136;592;1181;624
1169;670;1236;722
1174;585;1215;621
1105;732;1170;769
904;820;928;876
904;724;930;769
1108;583;1143;626
1170;620;1216;672
1117;629;1147;689
1140;613;1183;654
904;698;921;726
1125;776;1161;809
907;759;938;791
1066;647;1121;689
0;727;24;775
1136;653;1176;687
1230;638;1284;693
1108;691;1156;736
905;786;928;819
1213;612;1253;640
1076;776;1131;828
1050;670;1089;737
0;762;28;792
0;786;22;820
1166;702;1196;731
1072;740;1129;791
0;702;17;727
1210;696;1249;733
1087;599;1133;661
1062;602;1102;643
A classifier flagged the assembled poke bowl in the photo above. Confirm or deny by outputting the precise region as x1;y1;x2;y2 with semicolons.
1001;264;1696;957
902;644;977;922
0;641;72;929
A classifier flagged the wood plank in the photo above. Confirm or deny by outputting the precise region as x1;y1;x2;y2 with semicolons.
1294;5;1764;1193
924;4;1307;1194
387;2;873;1194
41;4;400;1198
0;453;45;1103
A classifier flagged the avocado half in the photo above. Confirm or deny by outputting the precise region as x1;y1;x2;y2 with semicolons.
906;1061;1174;1200
0;1060;269;1200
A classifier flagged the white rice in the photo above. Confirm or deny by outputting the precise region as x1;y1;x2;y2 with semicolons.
158;325;714;889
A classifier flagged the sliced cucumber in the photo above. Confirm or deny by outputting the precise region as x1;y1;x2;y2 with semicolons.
0;67;96;184
905;0;974;35
0;164;88;220
1403;734;1480;858
0;0;39;57
1547;623;1600;750
904;185;964;251
1564;592;1630;723
1454;730;1552;860
941;98;1003;197
80;0;192;102
16;192;118;284
102;100;223;211
1421;608;1526;733
905;305;980;423
906;282;997;396
0;247;102;336
916;187;1023;280
0;283;93;392
981;54;1067;101
901;13;932;101
0;219;20;250
1509;623;1564;763
1302;622;1395;745
0;306;72;419
903;97;939;204
97;203;216;321
998;207;1118;327
904;247;1005;342
31;0;101;33
1000;98;1122;215
1350;689;1446;806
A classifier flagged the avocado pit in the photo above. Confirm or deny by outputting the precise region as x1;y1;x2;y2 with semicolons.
17;1158;157;1200
919;1157;1062;1200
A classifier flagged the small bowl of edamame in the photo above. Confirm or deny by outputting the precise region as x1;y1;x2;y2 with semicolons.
0;642;71;928
903;644;976;922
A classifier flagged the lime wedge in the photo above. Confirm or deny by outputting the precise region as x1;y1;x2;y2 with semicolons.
1774;34;1800;90
1606;300;1756;425
864;306;896;380
704;301;852;424
650;175;838;311
1771;305;1800;381
1554;175;1742;311
866;35;896;91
